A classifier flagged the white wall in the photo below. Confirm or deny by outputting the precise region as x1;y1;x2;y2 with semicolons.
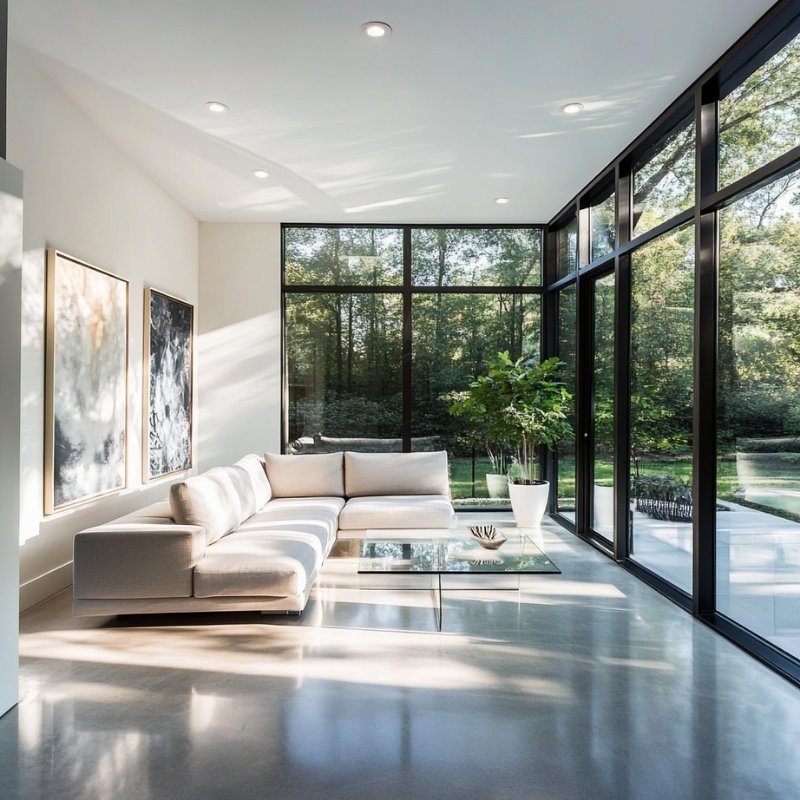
8;44;199;611
0;158;24;716
198;222;281;470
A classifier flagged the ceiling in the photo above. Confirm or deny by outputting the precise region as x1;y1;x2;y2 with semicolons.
9;0;779;224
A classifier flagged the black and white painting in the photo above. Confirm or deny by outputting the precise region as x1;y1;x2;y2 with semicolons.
144;288;193;480
45;251;128;514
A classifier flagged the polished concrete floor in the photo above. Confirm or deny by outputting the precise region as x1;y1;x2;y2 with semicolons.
3;515;800;800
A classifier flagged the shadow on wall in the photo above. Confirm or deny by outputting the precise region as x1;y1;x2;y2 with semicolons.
197;312;280;469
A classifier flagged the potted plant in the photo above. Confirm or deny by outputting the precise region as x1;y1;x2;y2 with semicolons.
447;380;511;500
451;352;573;526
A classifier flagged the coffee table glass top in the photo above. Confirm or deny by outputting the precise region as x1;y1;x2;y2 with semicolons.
358;529;560;575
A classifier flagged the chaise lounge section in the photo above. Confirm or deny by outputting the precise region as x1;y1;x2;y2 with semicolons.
72;450;453;617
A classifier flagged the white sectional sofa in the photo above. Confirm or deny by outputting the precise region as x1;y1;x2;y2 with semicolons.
72;450;453;617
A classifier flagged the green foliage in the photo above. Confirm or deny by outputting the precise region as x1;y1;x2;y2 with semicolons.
294;394;401;439
449;351;573;482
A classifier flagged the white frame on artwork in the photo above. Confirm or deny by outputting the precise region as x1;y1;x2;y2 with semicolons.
44;250;129;515
142;287;194;482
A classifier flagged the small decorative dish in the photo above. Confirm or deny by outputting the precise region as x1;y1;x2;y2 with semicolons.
468;524;507;550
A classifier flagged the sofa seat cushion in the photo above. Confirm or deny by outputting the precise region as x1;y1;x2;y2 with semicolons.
338;495;453;530
264;452;344;498
344;451;450;497
242;497;343;554
194;530;322;598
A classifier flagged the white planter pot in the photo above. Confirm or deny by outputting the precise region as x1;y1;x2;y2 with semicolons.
485;473;509;498
592;484;614;534
509;480;550;527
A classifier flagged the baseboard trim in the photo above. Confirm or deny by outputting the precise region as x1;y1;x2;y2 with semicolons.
20;562;72;612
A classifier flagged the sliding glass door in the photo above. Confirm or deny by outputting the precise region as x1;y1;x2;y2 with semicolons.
590;271;615;542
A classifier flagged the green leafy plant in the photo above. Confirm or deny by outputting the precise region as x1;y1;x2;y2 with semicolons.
449;351;573;484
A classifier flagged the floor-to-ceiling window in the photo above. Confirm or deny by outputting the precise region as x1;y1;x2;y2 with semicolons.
283;227;404;444
282;2;800;681
556;284;577;518
591;271;615;541
544;2;800;682
629;224;695;592
717;170;800;659
283;225;542;505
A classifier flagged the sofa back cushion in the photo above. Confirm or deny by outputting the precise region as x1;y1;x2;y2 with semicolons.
264;452;344;498
170;467;243;545
227;454;272;519
344;450;450;497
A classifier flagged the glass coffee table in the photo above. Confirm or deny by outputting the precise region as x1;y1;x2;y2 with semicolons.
358;528;560;630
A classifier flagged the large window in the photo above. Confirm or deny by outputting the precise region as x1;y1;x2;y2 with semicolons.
591;272;615;540
590;188;616;262
629;225;695;592
285;227;403;285
284;225;542;504
544;10;800;682
719;30;800;188
556;285;577;517
555;215;578;278
411;228;541;286
632;116;695;237
285;293;403;444
717;169;800;659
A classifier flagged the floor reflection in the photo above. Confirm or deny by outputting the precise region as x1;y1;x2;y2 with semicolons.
3;517;800;800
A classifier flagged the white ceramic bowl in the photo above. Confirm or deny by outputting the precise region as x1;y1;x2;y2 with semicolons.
468;524;507;549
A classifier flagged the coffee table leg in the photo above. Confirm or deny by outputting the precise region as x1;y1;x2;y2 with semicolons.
435;573;442;631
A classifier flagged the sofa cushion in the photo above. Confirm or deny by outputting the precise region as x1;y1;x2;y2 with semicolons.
227;454;272;519
237;497;343;557
264;452;344;498
344;451;450;497
252;496;342;538
170;467;243;545
194;530;321;598
338;495;454;530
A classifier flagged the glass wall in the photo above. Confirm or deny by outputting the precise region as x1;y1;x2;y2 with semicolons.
556;215;578;278
285;293;403;445
411;228;541;286
540;9;800;680
412;293;540;500
591;272;615;540
284;225;542;505
284;226;403;285
632;116;695;237
556;285;577;518
719;31;800;188
717;168;800;659
629;225;695;592
590;190;616;262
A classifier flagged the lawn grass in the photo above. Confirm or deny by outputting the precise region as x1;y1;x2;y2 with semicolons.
450;453;747;502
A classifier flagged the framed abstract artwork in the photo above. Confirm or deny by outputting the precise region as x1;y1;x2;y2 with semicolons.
143;288;193;481
44;250;129;514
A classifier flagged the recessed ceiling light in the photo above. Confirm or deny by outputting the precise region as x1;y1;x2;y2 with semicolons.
205;101;230;114
361;21;392;38
495;197;510;205
561;102;584;115
253;169;270;179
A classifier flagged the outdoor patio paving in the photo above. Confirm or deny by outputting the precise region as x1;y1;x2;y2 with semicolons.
632;500;800;659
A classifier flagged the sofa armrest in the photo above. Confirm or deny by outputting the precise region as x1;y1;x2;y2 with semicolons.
74;523;206;600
